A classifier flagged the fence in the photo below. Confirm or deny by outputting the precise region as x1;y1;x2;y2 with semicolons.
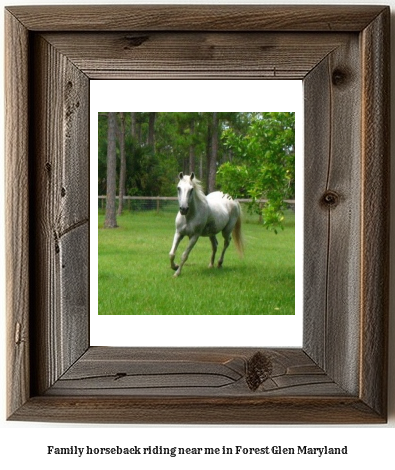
98;196;295;221
98;196;178;213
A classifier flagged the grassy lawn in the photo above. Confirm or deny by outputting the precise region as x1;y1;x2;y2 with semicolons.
98;207;295;315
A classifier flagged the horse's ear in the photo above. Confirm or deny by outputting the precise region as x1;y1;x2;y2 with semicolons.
190;172;195;180
179;172;183;180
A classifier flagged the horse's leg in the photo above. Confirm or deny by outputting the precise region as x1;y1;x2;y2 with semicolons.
174;234;199;277
169;231;184;271
218;230;232;268
208;235;218;268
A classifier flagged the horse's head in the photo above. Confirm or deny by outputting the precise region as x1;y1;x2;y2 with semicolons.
177;172;195;215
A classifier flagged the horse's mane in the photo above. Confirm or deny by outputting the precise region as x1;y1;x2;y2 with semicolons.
190;176;206;202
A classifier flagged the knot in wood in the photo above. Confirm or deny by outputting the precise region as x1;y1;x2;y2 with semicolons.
321;190;340;208
332;68;348;87
123;35;149;49
246;351;273;391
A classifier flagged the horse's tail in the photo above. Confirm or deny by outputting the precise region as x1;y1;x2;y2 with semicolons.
232;214;244;258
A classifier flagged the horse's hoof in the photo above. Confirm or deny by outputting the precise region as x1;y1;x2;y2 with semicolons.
208;263;214;268
171;265;179;271
173;271;180;278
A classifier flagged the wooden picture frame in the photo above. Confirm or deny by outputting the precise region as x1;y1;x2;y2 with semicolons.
5;5;390;424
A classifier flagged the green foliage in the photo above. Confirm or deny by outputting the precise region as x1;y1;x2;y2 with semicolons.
217;112;295;232
98;112;263;198
98;112;295;230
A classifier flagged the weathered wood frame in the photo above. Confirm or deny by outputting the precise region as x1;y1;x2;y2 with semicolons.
5;5;390;424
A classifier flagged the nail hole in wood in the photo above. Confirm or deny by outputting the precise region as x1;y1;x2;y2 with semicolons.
114;372;127;381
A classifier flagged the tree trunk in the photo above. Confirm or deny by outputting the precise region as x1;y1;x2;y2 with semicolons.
104;112;118;228
117;112;126;215
207;112;218;193
148;112;156;151
131;112;137;140
183;157;188;175
206;117;212;192
189;118;195;174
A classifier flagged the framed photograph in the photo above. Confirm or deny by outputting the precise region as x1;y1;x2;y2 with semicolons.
90;82;303;349
5;5;389;423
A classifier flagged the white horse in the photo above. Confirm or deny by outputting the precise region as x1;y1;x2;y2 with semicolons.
169;172;243;277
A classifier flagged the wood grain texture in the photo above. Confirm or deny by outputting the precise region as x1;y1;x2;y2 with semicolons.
303;56;331;370
5;10;30;418
5;5;389;424
46;347;345;397
42;32;350;80
304;35;362;395
360;9;390;418
5;5;386;32
9;395;383;425
29;34;90;395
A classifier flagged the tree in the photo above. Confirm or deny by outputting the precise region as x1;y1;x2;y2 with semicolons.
189;117;195;173
117;112;126;215
98;113;108;196
97;112;273;202
148;112;156;150
104;112;118;228
207;112;218;193
217;112;295;232
131;112;137;141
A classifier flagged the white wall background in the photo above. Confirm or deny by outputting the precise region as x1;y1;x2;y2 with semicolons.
0;1;394;469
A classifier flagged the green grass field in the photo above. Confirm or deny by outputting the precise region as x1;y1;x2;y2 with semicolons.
98;207;295;315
